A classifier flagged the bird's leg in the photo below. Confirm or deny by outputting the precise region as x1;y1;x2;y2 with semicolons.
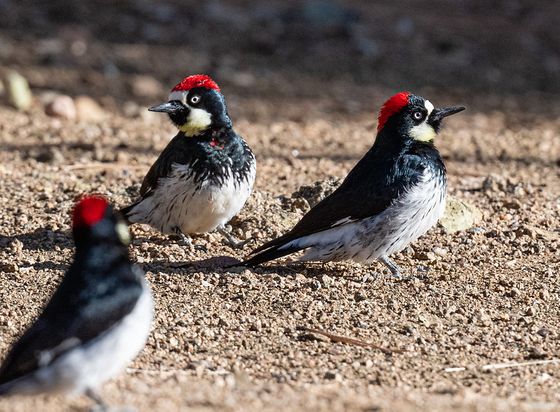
171;227;208;253
86;388;136;412
378;256;424;281
86;388;108;412
378;256;404;279
218;225;252;249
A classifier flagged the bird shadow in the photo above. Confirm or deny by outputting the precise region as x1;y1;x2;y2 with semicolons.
141;255;350;280
0;228;71;252
141;255;241;275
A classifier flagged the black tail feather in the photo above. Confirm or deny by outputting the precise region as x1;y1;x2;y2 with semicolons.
240;244;303;267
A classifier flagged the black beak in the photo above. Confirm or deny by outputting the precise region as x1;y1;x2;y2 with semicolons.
430;106;465;121
148;100;184;114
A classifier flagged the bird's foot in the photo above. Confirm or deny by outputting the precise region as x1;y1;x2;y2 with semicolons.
374;255;425;281
218;227;252;249
86;389;109;412
170;230;208;253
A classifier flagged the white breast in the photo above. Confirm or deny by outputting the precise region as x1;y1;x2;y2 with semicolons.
128;160;256;235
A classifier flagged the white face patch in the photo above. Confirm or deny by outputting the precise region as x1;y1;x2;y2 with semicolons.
180;107;212;136
168;90;212;136
116;221;130;245
410;99;436;142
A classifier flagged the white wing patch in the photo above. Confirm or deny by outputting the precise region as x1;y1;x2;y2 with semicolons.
332;217;355;227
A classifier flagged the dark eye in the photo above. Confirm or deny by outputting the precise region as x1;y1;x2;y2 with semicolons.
189;95;201;105
413;111;423;120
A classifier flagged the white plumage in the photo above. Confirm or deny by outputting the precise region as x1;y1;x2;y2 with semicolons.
126;161;256;235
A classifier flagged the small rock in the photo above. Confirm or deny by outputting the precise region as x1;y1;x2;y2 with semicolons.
439;196;483;233
526;346;547;360
291;197;310;213
507;287;521;298
433;247;447;257
131;75;163;98
324;370;342;381
45;95;76;120
309;279;322;290
536;327;550;337
415;251;437;261
34;147;65;163
539;289;550;300
75;95;106;122
5;71;32;111
0;262;18;273
503;200;521;210
522;225;559;241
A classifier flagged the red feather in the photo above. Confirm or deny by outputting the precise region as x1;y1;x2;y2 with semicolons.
171;74;220;92
377;92;411;132
73;195;108;228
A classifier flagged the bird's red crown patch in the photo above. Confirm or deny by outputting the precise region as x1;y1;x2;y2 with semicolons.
171;74;220;92
377;91;411;132
73;195;108;228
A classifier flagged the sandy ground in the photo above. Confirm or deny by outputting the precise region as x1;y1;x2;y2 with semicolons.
1;1;560;411
0;94;559;411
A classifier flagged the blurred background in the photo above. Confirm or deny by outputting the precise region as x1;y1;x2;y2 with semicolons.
0;0;559;118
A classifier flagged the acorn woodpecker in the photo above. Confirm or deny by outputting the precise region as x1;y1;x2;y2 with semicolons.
0;196;153;409
241;92;465;278
120;74;256;249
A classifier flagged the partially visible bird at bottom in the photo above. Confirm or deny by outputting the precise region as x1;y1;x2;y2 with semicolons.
0;196;153;411
241;92;465;279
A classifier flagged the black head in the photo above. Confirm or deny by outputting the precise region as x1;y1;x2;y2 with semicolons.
72;196;130;250
376;91;465;145
148;74;231;136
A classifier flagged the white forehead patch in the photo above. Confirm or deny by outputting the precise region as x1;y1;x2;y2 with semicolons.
424;100;434;115
169;90;187;103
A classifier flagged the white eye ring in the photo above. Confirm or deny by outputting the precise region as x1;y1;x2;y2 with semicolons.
189;95;201;105
413;111;423;120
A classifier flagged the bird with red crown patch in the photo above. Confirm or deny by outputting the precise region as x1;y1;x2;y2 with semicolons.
0;196;153;409
120;74;256;249
241;92;465;279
